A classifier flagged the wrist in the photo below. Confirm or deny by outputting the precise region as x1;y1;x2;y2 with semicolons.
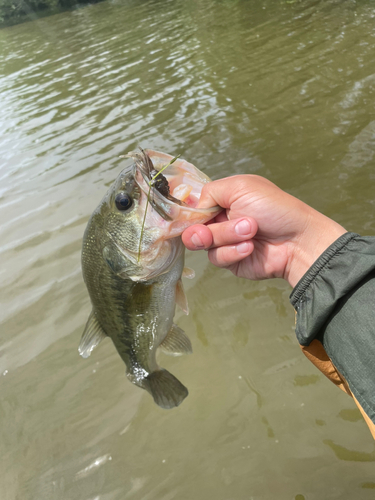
285;205;347;288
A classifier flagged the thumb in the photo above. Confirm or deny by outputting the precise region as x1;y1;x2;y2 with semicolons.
197;176;239;209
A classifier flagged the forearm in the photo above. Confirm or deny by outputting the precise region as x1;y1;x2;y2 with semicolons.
290;233;375;430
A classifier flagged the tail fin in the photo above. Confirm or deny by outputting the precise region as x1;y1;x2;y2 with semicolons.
144;369;188;409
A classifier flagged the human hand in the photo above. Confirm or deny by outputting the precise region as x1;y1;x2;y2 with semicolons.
182;175;346;288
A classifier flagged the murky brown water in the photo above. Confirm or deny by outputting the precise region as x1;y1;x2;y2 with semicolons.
1;0;375;498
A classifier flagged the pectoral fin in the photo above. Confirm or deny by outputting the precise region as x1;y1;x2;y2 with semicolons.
176;279;189;315
159;324;193;356
79;311;107;358
103;244;129;277
182;267;195;279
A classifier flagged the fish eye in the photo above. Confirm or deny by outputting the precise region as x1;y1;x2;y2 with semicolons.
115;192;133;211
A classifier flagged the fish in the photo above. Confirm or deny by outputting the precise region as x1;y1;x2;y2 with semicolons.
80;149;220;409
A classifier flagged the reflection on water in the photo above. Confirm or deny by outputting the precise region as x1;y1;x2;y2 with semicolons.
1;0;375;498
324;440;375;462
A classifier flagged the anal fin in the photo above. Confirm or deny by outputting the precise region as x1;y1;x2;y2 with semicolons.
79;310;107;358
159;324;193;356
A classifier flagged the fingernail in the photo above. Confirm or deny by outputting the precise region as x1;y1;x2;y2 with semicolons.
237;242;251;254
191;233;204;248
235;219;252;236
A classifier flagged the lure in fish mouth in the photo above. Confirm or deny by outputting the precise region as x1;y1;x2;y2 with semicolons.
80;149;221;409
129;148;173;199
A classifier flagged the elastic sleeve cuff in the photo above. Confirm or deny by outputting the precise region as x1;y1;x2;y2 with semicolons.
290;232;375;346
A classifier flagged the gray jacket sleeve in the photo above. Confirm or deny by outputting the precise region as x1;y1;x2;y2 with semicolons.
290;232;375;424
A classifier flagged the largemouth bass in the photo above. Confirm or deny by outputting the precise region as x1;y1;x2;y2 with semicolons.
80;149;220;409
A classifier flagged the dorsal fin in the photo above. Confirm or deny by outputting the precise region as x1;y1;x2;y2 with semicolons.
79;311;107;358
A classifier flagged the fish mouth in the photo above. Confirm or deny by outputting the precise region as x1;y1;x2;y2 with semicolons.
112;148;221;279
127;148;220;223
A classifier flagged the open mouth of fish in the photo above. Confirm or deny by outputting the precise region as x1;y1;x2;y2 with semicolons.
131;149;219;224
111;148;221;279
